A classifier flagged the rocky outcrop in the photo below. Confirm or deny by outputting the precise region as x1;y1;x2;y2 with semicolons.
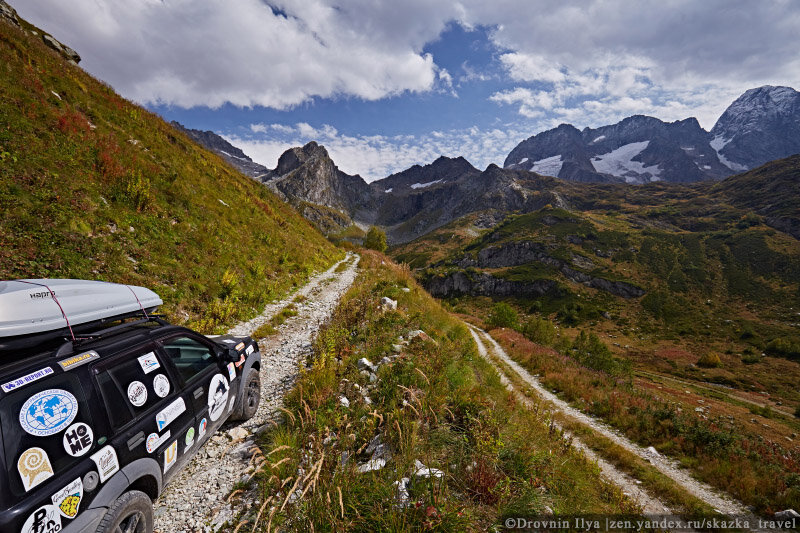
424;271;557;298
0;0;19;27
0;1;81;64
171;122;270;179
265;142;373;216
454;240;645;299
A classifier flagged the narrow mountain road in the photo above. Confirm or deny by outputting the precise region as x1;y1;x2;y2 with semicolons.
468;325;753;517
153;253;359;533
468;327;673;516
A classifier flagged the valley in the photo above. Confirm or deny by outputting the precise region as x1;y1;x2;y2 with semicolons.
3;2;800;531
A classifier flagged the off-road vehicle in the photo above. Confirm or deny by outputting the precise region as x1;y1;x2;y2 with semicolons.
0;279;262;533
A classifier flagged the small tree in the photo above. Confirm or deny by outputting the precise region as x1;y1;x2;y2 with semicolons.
363;226;387;252
697;352;722;368
487;302;518;329
522;316;556;346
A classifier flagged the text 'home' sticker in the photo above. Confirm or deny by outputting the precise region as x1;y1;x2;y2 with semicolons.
137;352;160;374
127;381;148;407
63;422;93;457
18;447;54;492
19;388;79;437
152;374;170;398
51;477;83;519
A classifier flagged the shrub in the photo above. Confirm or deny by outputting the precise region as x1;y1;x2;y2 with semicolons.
487;302;518;329
363;226;387;252
765;338;800;359
570;331;631;378
697;352;722;368
522;316;556;346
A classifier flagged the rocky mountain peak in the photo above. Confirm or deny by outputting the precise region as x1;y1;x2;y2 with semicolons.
710;85;800;170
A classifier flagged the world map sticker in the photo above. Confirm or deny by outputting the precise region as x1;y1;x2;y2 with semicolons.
207;374;229;422
19;388;79;437
18;447;54;491
63;422;94;457
51;477;83;519
127;381;148;407
20;504;61;533
153;374;170;398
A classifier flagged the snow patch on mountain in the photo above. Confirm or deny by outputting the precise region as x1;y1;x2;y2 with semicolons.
410;179;442;189
529;155;563;177
591;141;661;183
710;135;747;172
384;188;393;193
591;135;606;143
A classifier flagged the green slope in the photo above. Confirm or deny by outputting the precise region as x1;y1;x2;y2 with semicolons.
0;16;341;332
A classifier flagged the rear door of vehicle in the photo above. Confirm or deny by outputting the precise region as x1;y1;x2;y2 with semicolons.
92;342;196;486
155;333;234;451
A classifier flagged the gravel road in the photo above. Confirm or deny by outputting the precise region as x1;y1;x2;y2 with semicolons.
469;325;752;516
468;327;673;516
153;253;359;533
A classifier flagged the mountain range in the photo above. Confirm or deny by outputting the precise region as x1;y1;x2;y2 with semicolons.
177;85;800;243
505;85;800;183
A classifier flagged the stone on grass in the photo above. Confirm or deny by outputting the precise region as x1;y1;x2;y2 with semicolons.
357;357;376;372
412;459;443;480
339;396;350;408
380;297;397;310
776;509;800;519
393;478;411;508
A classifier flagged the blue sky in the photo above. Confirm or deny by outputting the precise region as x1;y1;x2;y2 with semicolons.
15;0;800;181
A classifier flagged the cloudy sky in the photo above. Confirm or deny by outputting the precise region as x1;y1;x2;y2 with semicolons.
16;0;800;181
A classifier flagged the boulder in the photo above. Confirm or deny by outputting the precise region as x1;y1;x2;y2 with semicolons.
380;297;397;310
357;357;376;372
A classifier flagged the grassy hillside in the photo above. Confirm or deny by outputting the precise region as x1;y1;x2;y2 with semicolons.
0;17;341;331
227;252;639;531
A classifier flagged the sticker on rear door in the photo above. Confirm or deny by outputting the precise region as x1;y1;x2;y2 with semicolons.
127;381;148;407
1;366;53;393
164;440;178;473
156;397;186;431
90;445;119;483
152;374;170;398
20;504;61;533
146;430;170;453
227;362;236;382
207;374;229;422
198;418;207;438
18;447;54;491
19;388;79;437
137;352;160;374
63;422;93;457
51;477;83;518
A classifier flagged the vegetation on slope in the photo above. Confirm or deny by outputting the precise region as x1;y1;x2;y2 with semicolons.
228;252;639;531
489;326;800;514
0;18;341;331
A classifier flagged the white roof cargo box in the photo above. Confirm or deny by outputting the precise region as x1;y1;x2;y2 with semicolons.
0;279;162;337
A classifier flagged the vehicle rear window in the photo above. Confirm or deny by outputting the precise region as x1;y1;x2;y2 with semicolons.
0;372;93;497
94;348;175;429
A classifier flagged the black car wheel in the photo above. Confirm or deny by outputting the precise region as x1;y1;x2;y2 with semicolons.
96;490;153;533
238;368;261;421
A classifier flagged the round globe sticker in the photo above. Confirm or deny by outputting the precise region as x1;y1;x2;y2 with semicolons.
152;374;170;398
207;374;229;422
127;381;147;407
19;389;79;437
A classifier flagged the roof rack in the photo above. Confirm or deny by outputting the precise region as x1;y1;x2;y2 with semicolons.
51;315;170;358
0;279;163;354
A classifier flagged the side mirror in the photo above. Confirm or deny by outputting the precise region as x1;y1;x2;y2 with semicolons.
224;347;240;363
